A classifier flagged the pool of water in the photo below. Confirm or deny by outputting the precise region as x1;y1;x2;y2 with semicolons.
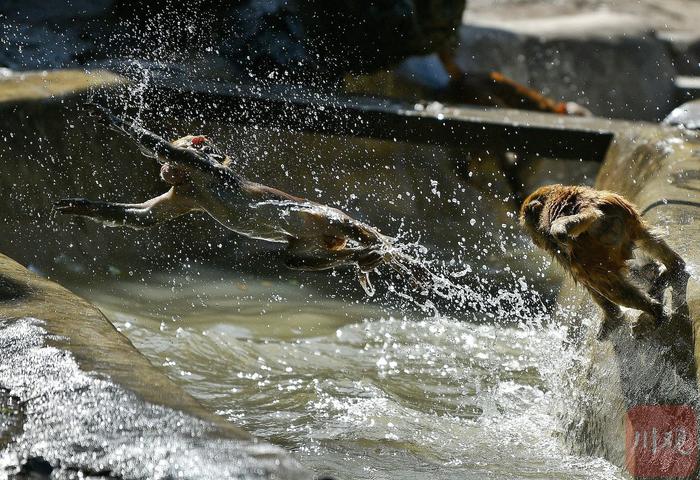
70;272;625;480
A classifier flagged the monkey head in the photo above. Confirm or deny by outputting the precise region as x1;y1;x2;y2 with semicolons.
519;185;559;248
161;135;231;186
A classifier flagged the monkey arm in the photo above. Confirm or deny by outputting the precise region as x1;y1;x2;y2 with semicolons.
550;208;603;242
87;104;235;182
54;189;197;229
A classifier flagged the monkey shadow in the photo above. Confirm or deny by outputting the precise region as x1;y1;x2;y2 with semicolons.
608;262;695;407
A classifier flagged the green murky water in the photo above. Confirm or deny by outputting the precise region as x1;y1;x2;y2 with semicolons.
71;272;624;480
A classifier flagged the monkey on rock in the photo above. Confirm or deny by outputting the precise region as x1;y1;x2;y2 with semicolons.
519;184;687;340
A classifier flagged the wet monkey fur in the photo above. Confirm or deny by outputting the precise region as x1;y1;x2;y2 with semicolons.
55;104;429;293
519;184;687;340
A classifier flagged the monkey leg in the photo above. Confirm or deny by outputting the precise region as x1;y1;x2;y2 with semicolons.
636;230;690;311
314;214;382;248
283;244;382;297
600;274;665;327
636;229;686;278
284;254;342;271
284;238;385;273
282;206;377;249
54;188;195;229
283;238;352;271
587;288;624;341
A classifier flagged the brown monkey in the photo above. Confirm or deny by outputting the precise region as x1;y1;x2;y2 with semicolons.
54;105;411;293
519;184;686;340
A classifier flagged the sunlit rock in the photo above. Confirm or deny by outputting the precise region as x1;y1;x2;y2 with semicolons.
0;252;311;479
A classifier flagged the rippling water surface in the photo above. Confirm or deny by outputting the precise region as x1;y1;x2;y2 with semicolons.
74;274;624;480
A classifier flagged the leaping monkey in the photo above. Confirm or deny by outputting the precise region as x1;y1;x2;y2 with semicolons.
55;105;419;293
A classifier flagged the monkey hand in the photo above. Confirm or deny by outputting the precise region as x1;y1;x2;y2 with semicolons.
550;221;570;243
53;198;102;217
563;102;592;117
84;103;127;133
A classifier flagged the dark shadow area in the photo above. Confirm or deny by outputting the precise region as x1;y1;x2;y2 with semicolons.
0;276;29;303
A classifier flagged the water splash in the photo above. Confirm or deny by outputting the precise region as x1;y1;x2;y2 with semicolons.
248;198;548;323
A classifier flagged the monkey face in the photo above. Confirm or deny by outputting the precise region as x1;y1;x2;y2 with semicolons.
519;188;550;229
519;185;565;250
172;135;228;164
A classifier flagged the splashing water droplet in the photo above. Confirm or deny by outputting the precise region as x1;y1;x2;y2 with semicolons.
358;270;375;297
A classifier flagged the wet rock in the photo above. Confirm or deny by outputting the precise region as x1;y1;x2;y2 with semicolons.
664;99;700;129
659;31;700;77
0;276;29;302
0;253;312;479
0;0;110;70
15;456;53;480
0;69;123;103
0;388;24;451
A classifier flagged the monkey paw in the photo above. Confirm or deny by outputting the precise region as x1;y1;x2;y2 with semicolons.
550;223;569;243
53;198;96;216
563;101;593;117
